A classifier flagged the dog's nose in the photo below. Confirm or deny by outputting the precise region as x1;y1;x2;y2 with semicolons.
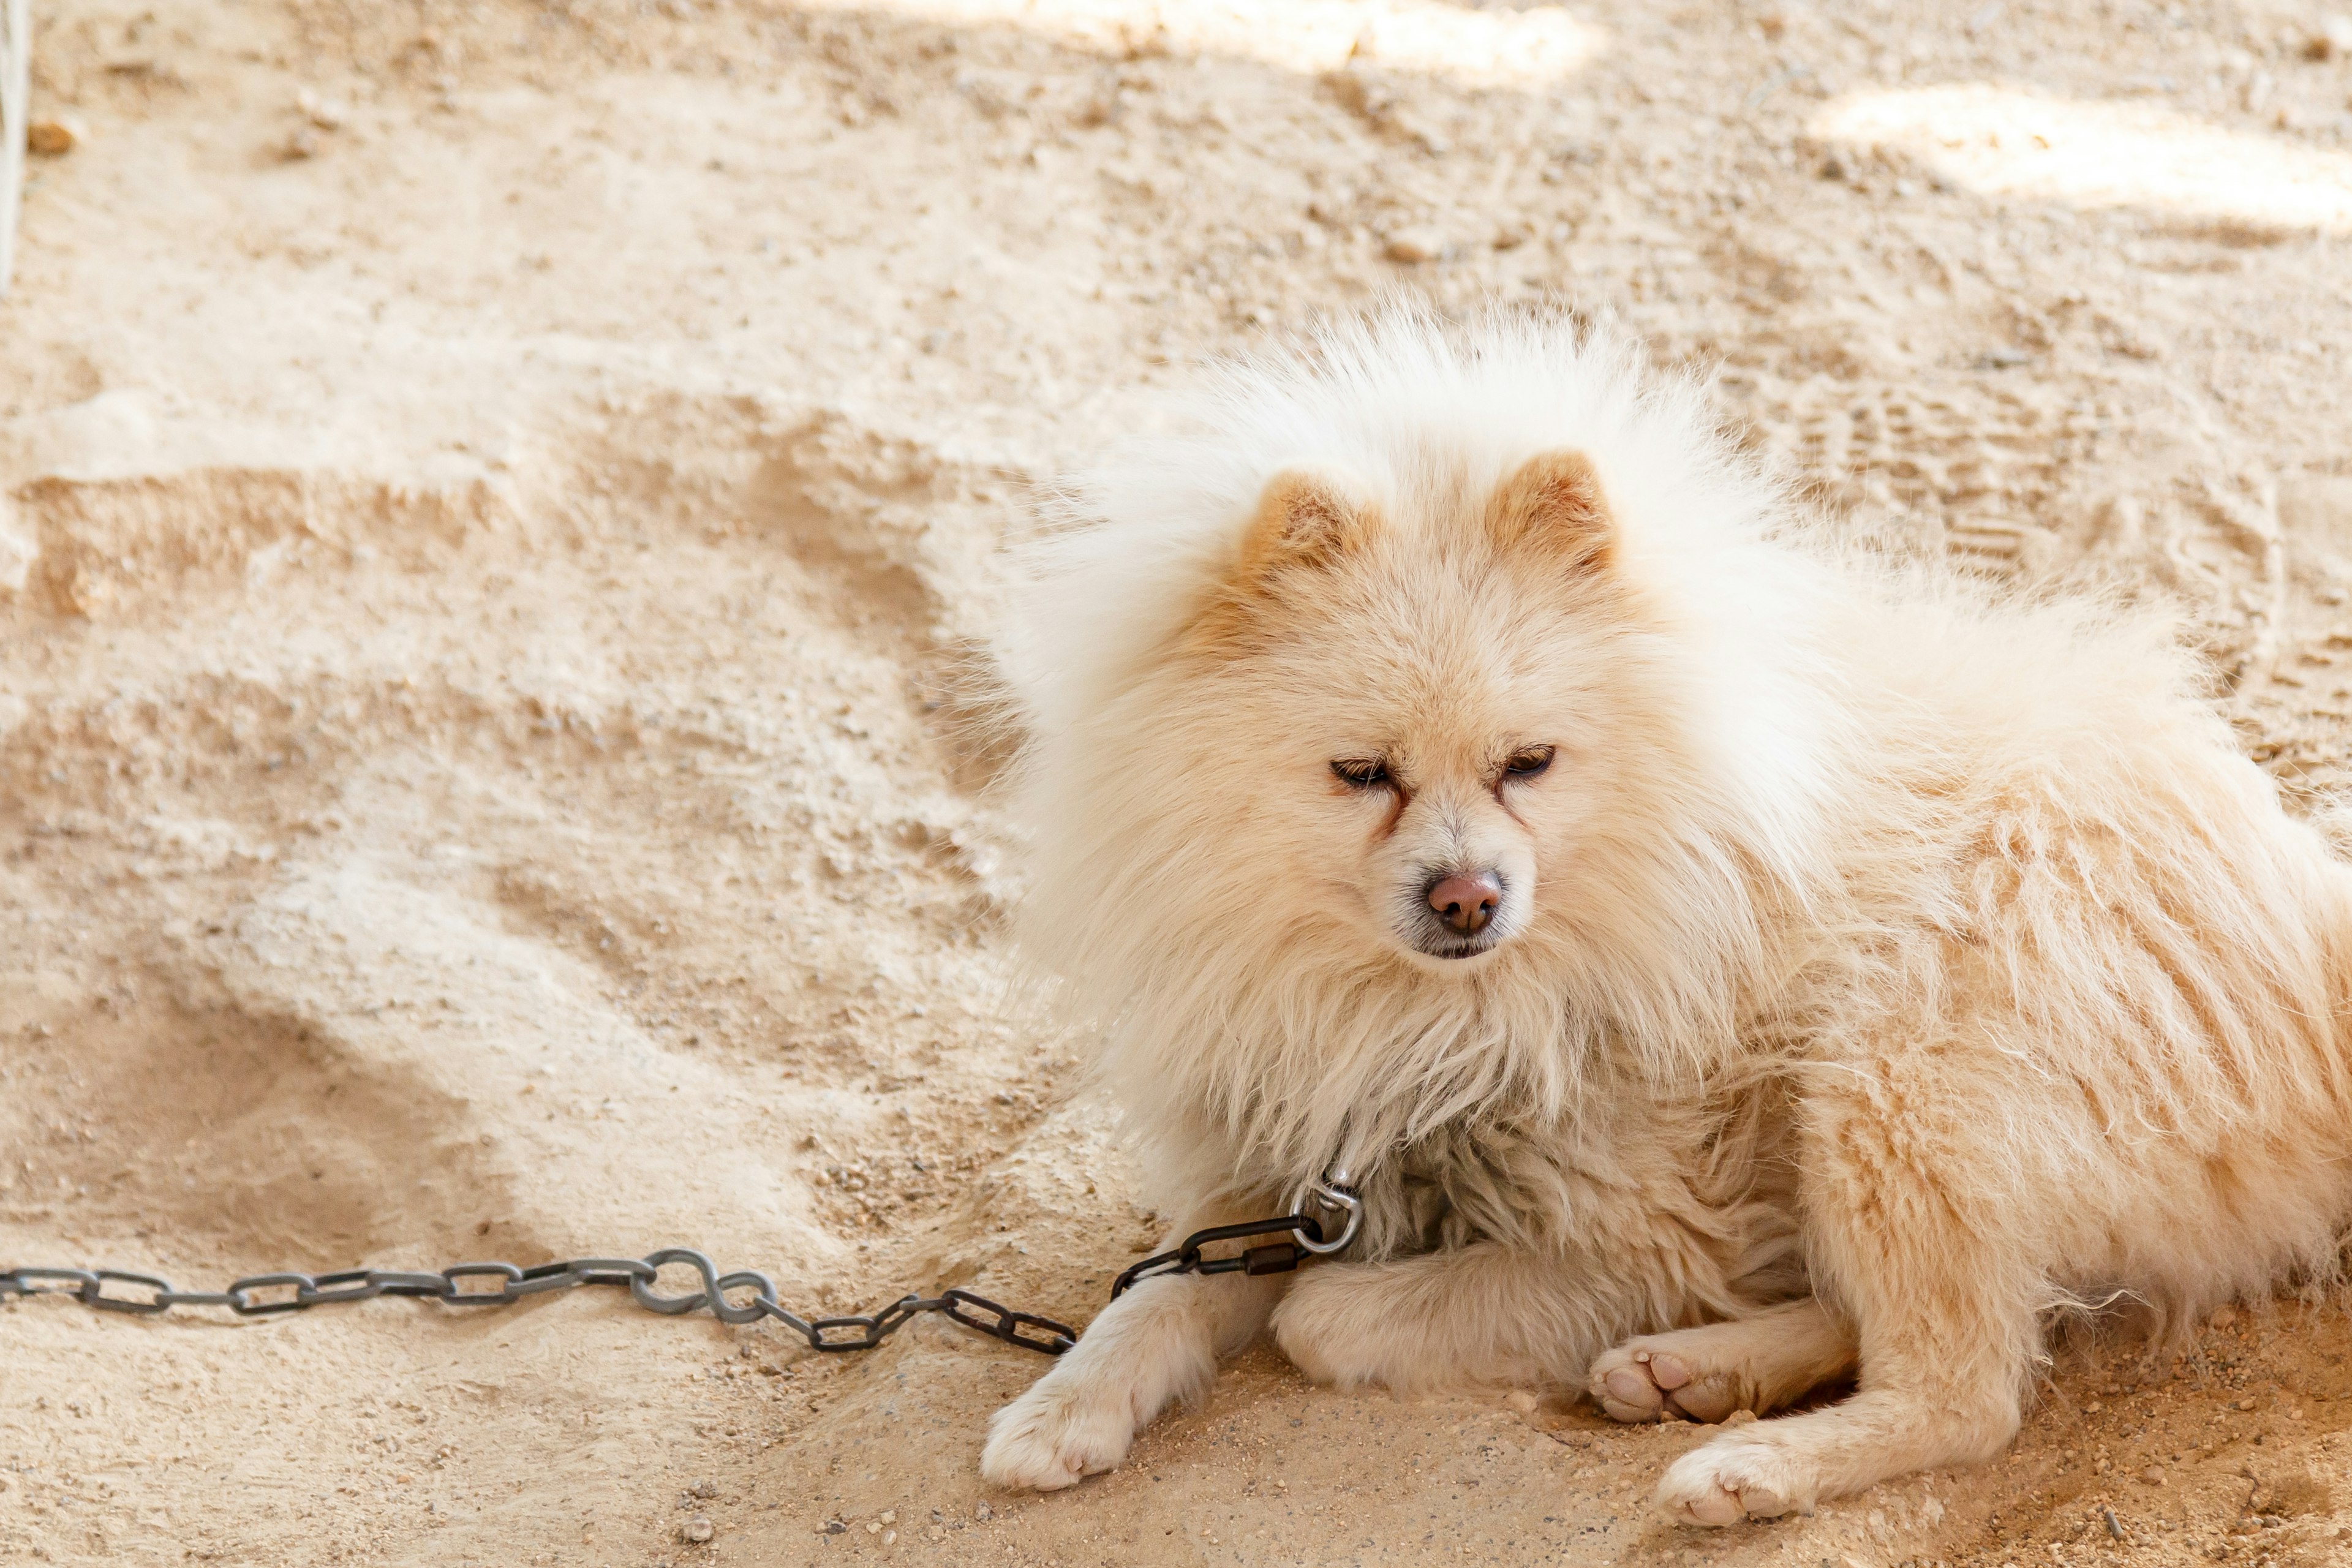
1425;870;1502;935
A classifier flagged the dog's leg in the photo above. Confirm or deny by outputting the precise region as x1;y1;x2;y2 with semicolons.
980;1207;1286;1491
1588;1298;1856;1423
1272;1239;1692;1393
1654;1067;2038;1526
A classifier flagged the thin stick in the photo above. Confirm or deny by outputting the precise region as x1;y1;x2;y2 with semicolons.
0;0;26;300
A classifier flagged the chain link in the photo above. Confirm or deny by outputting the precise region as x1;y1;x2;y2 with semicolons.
1109;1178;1363;1298
0;1177;1363;1360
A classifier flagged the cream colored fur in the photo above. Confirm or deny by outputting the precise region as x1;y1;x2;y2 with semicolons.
977;306;2352;1526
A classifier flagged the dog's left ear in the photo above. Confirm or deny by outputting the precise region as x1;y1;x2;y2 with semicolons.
1485;450;1613;573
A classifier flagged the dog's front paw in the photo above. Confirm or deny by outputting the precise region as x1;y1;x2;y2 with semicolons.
1654;1428;1817;1527
980;1376;1140;1491
1589;1336;1736;1424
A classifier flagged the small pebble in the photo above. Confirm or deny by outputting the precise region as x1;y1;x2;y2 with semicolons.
878;1509;895;1524
680;1515;714;1544
1505;1390;1539;1414
26;117;84;156
1383;227;1444;264
973;1501;993;1521
2306;15;2352;59
297;88;350;130
2140;1466;2166;1487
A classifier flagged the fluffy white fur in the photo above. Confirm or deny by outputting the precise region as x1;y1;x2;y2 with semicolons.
977;306;2352;1526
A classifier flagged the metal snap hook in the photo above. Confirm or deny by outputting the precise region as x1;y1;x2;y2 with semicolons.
1290;1167;1362;1256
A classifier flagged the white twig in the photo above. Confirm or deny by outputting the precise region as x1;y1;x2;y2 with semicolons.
0;0;27;300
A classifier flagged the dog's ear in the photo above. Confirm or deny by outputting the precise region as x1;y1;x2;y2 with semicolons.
1232;469;1380;587
1486;450;1613;573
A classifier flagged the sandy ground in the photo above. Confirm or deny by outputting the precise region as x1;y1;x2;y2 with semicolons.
10;0;2352;1564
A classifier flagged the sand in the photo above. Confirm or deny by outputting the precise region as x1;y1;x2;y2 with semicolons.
6;0;2352;1564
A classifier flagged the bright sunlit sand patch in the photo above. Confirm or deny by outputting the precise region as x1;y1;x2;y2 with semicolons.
803;0;1600;85
1815;83;2352;235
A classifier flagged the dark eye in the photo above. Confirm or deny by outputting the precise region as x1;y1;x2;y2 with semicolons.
1331;758;1391;790
1503;745;1556;780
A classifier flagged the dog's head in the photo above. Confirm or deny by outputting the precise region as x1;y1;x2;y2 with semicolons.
1001;317;1841;1166
1171;448;1667;976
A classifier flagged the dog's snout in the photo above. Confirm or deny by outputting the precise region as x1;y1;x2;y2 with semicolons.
1425;870;1502;935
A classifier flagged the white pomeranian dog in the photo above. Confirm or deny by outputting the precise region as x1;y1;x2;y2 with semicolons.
978;306;2352;1526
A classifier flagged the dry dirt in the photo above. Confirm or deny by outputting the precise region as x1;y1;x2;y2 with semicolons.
8;0;2352;1564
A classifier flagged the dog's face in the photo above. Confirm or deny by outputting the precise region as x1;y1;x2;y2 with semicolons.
1175;451;1666;978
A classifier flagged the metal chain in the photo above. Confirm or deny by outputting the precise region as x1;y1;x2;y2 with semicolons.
0;1176;1364;1360
0;1249;1077;1356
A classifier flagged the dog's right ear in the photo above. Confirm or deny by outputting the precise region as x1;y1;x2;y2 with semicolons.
1231;469;1380;590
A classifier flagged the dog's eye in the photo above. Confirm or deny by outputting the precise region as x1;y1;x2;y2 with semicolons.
1503;745;1556;780
1330;758;1391;790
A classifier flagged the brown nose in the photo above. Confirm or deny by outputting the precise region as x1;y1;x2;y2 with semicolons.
1425;870;1502;935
